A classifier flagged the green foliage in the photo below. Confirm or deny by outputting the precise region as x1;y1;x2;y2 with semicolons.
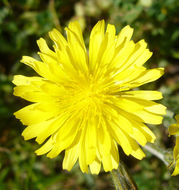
0;0;179;189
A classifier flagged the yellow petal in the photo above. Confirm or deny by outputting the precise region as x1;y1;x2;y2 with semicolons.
85;119;97;164
102;154;113;172
133;110;163;124
13;85;51;102
134;49;152;67
122;97;166;115
21;56;50;78
49;28;68;50
172;137;179;176
131;68;164;87
40;81;66;97
131;146;145;160
106;24;116;40
116;25;133;46
173;137;179;161
67;21;86;50
63;144;79;171
118;40;147;71
89;20;105;71
112;41;135;70
97;121;111;156
172;160;179;176
79;125;88;173
14;103;56;125
65;26;88;73
37;38;56;57
133;122;156;143
35;137;54;155
121;90;163;100
89;159;101;175
110;140;119;169
130;127;147;146
104;104;133;134
35;113;70;144
110;123;132;155
97;24;116;68
22;119;52;141
112;97;143;112
97;121;113;171
12;75;43;86
47;118;80;158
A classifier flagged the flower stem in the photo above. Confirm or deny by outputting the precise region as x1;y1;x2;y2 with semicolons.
143;144;168;165
143;143;175;175
143;144;173;167
111;161;138;190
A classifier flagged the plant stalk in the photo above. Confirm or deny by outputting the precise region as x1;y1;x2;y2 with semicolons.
143;143;173;165
111;161;138;190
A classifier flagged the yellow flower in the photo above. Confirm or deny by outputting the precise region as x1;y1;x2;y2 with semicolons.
169;114;179;176
13;20;166;174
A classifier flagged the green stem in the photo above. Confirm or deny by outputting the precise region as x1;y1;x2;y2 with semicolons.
143;144;173;166
144;144;168;165
111;161;138;190
143;143;174;173
111;143;174;190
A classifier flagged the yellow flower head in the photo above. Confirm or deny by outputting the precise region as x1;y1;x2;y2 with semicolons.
13;20;166;174
169;114;179;176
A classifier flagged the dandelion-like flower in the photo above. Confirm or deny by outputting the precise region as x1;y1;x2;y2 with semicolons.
13;20;166;174
169;114;179;176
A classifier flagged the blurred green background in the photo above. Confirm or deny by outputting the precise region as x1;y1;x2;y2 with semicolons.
0;0;179;189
